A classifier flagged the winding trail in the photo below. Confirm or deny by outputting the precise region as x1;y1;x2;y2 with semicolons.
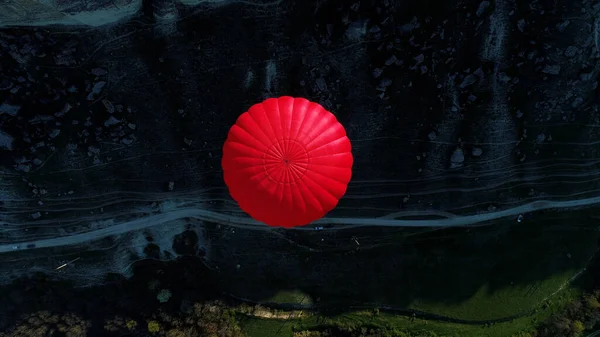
1;196;600;253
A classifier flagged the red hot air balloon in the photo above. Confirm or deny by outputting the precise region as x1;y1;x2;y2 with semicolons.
222;96;353;228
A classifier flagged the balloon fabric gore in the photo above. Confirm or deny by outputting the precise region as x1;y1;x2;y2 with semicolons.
221;96;353;228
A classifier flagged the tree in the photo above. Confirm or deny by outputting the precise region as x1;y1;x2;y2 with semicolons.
148;320;161;334
1;311;89;337
571;320;585;336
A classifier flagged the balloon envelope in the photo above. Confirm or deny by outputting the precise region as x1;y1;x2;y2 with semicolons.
222;96;353;228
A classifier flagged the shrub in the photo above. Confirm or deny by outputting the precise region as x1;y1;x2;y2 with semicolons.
148;320;160;333
125;319;138;330
572;320;585;334
157;289;172;303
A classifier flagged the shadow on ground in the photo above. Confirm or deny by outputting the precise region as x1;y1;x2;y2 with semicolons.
206;208;599;320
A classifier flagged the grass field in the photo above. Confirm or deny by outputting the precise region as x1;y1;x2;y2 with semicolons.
229;210;599;337
238;289;578;337
266;290;313;305
237;252;588;337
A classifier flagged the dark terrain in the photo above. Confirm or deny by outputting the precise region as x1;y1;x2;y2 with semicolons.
2;0;600;336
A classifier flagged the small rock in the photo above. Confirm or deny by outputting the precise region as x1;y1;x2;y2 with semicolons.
498;72;511;82
450;148;465;168
87;146;100;156
472;147;483;157
49;129;60;138
385;55;397;66
476;1;490;16
345;21;366;40
541;64;560;75
102;99;115;114
571;97;584;108
379;78;392;87
428;131;437;141
168;181;175;191
372;68;384;78
473;68;485;78
459;74;478;88
54;53;75;66
414;54;425;64
316;77;328;91
517;19;526;32
31;212;41;220
0;130;14;150
536;133;546;143
15;164;31;172
54;103;72;118
104;116;120;127
557;20;570;32
580;72;594;81
0;103;20;116
87;81;106;100
564;46;578;57
122;136;135;145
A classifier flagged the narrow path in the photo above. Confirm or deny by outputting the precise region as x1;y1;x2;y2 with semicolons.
1;196;600;253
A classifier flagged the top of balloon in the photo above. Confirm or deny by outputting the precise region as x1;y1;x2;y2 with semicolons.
221;96;353;228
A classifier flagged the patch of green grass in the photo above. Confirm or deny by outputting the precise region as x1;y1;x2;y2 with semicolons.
238;315;305;337
408;269;582;321
238;268;583;337
336;290;576;337
403;221;597;321
267;290;313;305
235;211;598;337
239;291;576;337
